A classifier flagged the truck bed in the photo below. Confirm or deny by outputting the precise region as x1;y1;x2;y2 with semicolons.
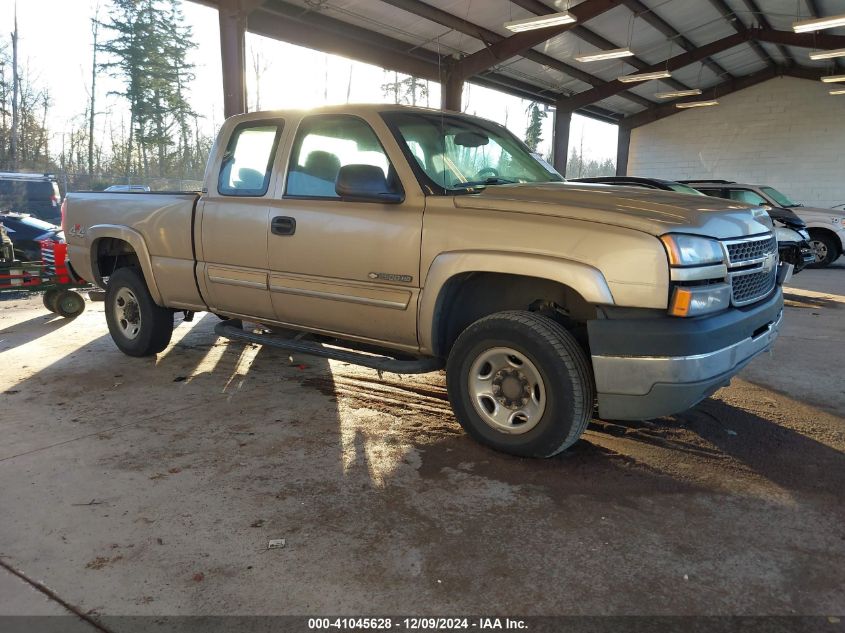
64;191;203;310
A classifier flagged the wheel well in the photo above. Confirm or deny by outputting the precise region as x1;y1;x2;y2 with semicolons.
808;227;842;256
94;238;141;282
432;272;597;357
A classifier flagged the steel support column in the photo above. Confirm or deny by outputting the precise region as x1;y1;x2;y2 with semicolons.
616;127;631;177
219;0;247;118
553;106;573;176
441;64;463;112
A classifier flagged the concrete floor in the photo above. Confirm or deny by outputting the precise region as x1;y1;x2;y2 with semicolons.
0;263;843;623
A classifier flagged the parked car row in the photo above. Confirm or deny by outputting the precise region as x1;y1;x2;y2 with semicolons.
572;176;843;270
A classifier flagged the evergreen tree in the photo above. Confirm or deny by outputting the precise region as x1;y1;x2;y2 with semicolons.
524;102;546;152
98;0;197;177
381;72;428;106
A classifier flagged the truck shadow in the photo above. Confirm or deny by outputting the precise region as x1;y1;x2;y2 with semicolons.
0;311;73;352
589;395;845;497
6;308;842;502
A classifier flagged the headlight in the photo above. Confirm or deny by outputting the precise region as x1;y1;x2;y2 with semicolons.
660;234;725;266
669;284;732;317
799;229;811;240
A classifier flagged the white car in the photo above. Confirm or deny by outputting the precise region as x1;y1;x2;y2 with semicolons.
684;180;845;268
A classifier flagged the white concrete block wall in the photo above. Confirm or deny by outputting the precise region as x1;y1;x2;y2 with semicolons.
628;77;845;209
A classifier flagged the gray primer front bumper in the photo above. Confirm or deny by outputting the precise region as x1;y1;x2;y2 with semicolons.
592;309;783;420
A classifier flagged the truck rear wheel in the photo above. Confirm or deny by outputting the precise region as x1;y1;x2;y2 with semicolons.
446;311;594;458
105;267;173;357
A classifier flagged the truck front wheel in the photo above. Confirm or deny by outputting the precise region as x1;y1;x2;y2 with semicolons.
446;311;594;458
105;267;173;357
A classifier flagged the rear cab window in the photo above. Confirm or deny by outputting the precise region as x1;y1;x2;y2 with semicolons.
284;115;402;200
218;120;284;197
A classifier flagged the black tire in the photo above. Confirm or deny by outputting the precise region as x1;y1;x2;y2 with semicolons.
808;231;840;268
105;267;173;356
446;310;595;458
54;290;86;318
42;288;61;313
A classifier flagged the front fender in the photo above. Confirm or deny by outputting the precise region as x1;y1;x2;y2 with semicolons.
83;225;163;305
417;250;614;355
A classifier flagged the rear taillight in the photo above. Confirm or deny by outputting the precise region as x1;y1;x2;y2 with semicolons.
60;198;67;232
51;194;59;207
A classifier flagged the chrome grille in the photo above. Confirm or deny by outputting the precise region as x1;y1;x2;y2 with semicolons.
731;268;777;305
725;235;777;265
722;233;778;306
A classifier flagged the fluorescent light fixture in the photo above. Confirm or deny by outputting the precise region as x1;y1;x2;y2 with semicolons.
504;12;576;33
830;88;845;95
675;100;719;109
618;70;672;83
809;47;845;60
821;74;845;82
793;13;845;33
655;88;702;99
575;47;634;62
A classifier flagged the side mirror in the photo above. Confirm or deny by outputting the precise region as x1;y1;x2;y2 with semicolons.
335;164;403;204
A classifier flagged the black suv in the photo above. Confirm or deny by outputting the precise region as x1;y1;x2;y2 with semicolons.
0;172;62;224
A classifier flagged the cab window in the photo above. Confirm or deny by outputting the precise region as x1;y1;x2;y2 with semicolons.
218;121;283;197
286;115;401;199
727;189;767;206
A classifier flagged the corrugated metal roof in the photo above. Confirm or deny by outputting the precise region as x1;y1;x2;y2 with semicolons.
232;0;845;122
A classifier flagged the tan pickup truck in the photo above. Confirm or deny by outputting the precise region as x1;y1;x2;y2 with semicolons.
65;105;785;458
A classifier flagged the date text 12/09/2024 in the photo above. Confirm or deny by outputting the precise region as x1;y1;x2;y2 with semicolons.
308;618;528;630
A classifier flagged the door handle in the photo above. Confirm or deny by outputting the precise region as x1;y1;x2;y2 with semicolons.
271;216;296;236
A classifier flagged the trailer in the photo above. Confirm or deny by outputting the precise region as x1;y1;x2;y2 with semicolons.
0;240;91;318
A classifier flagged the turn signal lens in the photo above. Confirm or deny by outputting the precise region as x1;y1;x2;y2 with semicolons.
670;288;693;316
669;284;731;317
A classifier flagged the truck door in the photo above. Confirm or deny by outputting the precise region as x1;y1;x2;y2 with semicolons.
198;119;284;321
267;113;423;350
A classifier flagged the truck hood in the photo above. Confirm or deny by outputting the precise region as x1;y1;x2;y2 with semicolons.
453;181;772;239
793;206;845;220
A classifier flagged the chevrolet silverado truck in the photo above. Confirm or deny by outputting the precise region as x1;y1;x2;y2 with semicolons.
64;105;785;458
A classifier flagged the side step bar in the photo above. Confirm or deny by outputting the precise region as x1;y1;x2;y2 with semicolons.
214;320;444;374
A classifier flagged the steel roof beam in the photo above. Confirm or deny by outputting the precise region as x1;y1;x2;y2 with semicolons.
248;0;623;122
803;0;843;69
706;0;775;66
755;29;845;51
378;0;652;108
620;65;829;129
450;0;618;80
739;0;794;64
563;31;750;111
509;0;692;92
618;0;733;80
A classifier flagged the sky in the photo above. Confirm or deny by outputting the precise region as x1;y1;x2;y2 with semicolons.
0;0;619;165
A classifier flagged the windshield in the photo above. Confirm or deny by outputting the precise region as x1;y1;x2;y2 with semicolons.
668;182;706;196
382;111;563;194
761;186;799;207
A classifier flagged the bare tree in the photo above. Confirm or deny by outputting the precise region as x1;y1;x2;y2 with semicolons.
88;4;100;177
10;4;19;170
250;47;270;111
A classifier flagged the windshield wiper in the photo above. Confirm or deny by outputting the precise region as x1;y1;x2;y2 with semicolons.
452;177;517;190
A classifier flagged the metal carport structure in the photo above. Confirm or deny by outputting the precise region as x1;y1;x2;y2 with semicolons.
198;0;845;175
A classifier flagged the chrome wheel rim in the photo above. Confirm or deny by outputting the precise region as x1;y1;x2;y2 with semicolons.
810;239;827;263
114;287;141;340
468;347;546;435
